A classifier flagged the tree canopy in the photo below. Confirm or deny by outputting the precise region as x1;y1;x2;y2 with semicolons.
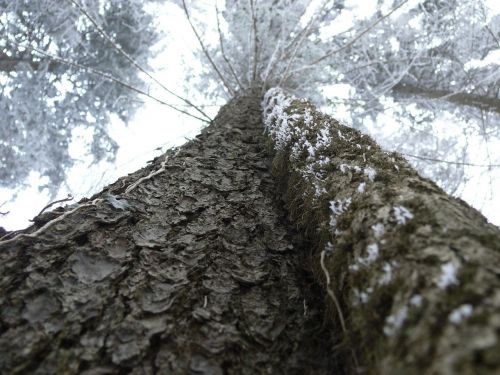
1;0;499;222
185;0;499;198
0;0;159;192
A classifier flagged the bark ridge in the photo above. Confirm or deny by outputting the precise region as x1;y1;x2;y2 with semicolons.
0;94;337;374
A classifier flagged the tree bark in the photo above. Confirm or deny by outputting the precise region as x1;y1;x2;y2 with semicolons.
263;88;500;374
0;94;337;374
2;88;500;375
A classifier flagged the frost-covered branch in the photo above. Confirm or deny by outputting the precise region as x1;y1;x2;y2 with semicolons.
67;0;212;122
215;3;244;91
0;198;103;247
182;0;236;97
278;0;329;87
249;0;259;84
8;40;211;123
291;0;410;75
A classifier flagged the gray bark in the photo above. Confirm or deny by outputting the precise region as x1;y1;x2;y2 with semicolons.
2;89;500;375
0;94;337;374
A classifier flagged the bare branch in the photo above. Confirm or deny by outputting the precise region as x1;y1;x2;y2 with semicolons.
392;81;500;115
215;3;244;91
249;0;259;85
278;0;329;87
66;0;212;122
290;0;410;76
181;0;236;97
485;25;500;47
9;40;211;123
31;194;74;220
0;199;103;247
403;153;500;168
261;40;282;94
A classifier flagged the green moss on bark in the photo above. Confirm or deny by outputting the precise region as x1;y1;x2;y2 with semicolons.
263;88;500;374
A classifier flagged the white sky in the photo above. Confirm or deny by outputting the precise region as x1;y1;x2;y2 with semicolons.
1;0;499;230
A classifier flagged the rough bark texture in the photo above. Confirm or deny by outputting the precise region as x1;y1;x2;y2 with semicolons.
2;88;500;375
263;88;500;374
0;94;338;374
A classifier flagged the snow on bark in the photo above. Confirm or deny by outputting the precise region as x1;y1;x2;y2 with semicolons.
263;87;500;374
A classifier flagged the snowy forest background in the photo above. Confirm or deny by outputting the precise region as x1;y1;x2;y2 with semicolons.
0;0;499;229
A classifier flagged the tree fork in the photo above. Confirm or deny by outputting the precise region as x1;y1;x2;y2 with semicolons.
263;88;500;374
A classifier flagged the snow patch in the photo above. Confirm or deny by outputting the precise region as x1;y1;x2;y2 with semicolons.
437;262;459;289
410;294;423;308
262;88;296;151
354;286;374;304
379;262;393;285
359;243;379;266
303;108;313;126
314;183;326;197
393;205;413;225
316;127;331;149
449;304;473;324
384;305;408;336
339;164;362;174
363;167;377;181
371;223;385;239
329;198;352;228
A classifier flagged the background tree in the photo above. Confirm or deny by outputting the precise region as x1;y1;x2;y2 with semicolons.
2;0;498;223
0;0;160;193
1;1;500;373
181;0;499;210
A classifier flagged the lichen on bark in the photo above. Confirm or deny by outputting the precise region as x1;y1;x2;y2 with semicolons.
262;88;500;374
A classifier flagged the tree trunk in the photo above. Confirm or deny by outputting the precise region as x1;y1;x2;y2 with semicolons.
263;88;500;374
0;94;338;374
2;88;500;375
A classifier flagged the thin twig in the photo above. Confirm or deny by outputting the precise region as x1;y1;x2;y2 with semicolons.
261;40;282;94
66;0;212;122
31;194;74;220
402;153;500;167
0;199;102;247
479;110;494;200
320;249;347;333
215;3;244;90
182;0;235;97
291;0;410;75
124;149;179;194
9;40;210;123
249;0;259;85
278;0;328;87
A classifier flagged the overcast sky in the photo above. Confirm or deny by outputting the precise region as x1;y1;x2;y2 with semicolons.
1;0;499;230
